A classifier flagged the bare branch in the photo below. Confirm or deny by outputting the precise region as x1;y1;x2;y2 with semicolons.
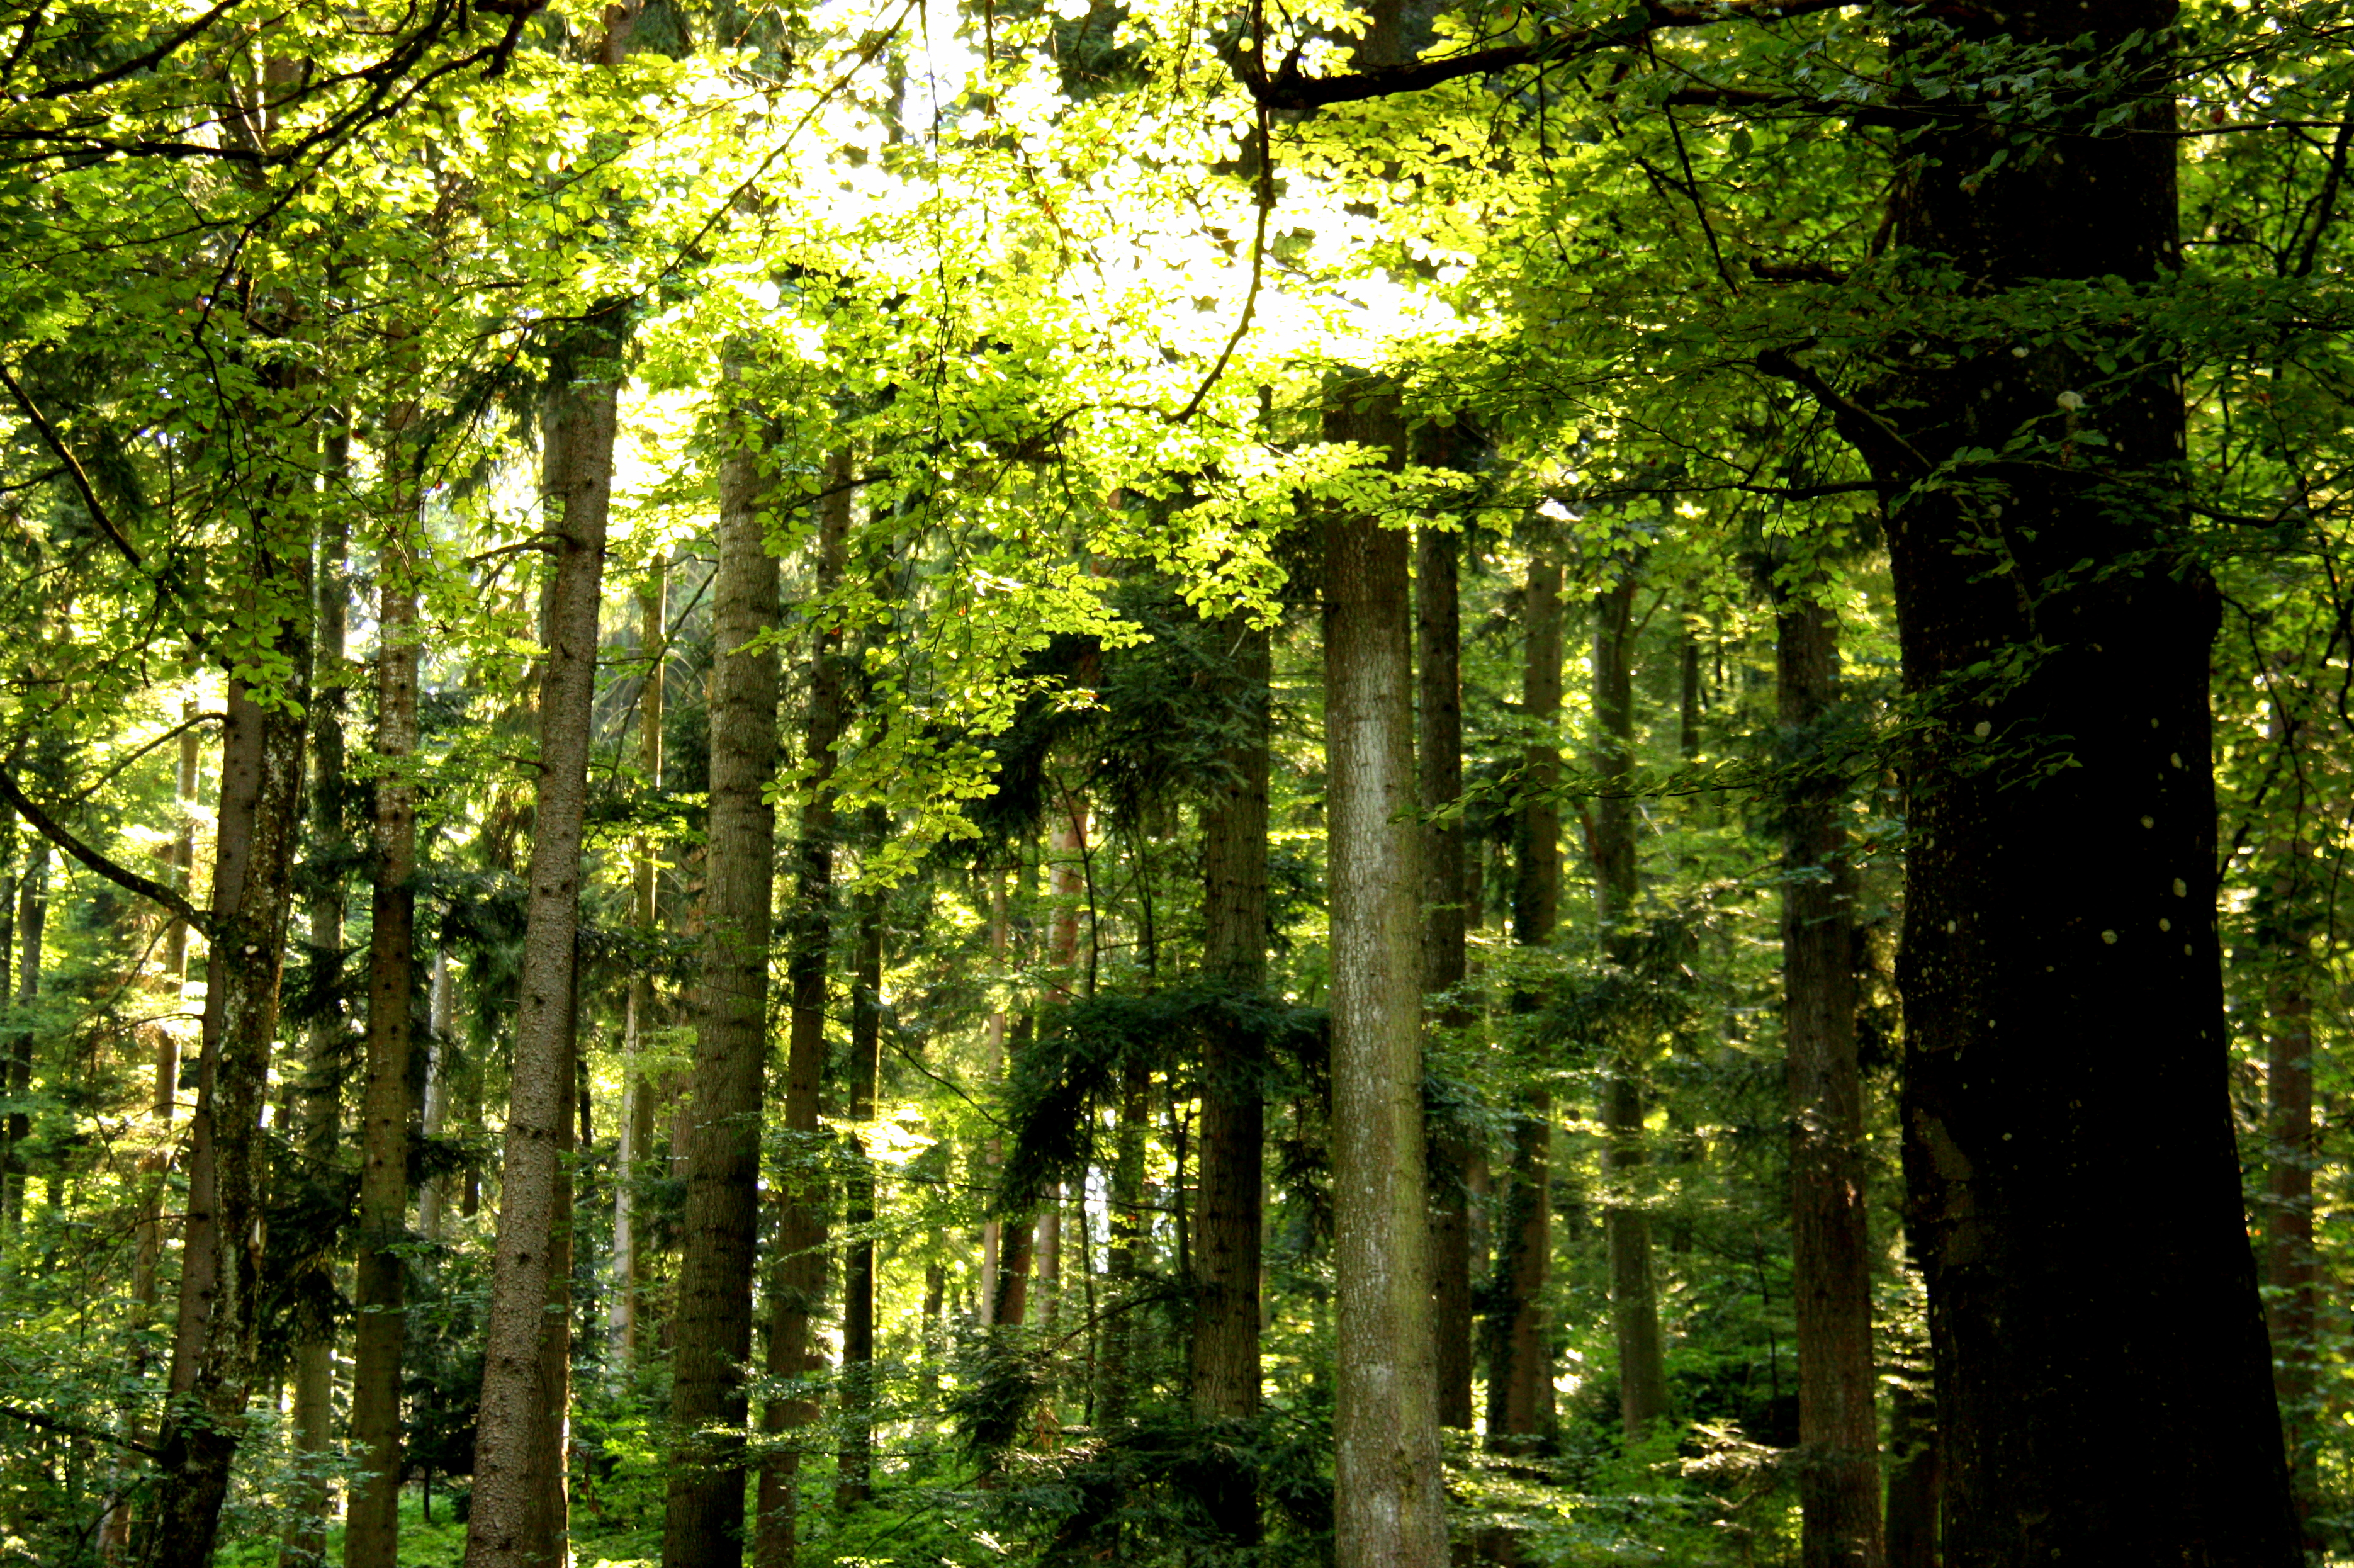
0;769;211;937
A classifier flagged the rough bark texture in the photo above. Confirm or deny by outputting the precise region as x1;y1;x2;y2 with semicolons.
1490;551;1561;1453
1776;588;1881;1568
348;541;420;1568
663;408;784;1568
1322;383;1447;1568
1415;510;1476;1433
837;847;884;1512
1831;6;2303;1557
755;447;852;1568
1193;616;1270;1542
149;539;312;1567
1590;573;1668;1440
463;309;620;1568
612;559;665;1366
286;471;347;1568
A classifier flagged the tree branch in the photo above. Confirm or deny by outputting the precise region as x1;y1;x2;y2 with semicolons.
0;362;142;567
0;1402;163;1460
0;770;211;937
1244;0;1859;112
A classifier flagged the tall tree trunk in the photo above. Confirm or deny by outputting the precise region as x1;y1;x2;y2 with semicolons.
979;874;1009;1324
1490;552;1561;1453
1805;7;2304;1557
663;398;784;1568
1416;507;1477;1433
1776;586;1881;1568
348;521;421;1568
1193;615;1270;1540
147;529;312;1567
755;446;852;1568
421;949;450;1244
1098;1054;1151;1426
613;558;665;1367
1322;381;1447;1568
463;305;622;1568
285;433;350;1568
836;820;884;1511
1591;572;1668;1439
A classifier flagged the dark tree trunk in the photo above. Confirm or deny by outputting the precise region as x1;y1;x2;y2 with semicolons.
755;447;852;1568
3;836;45;1228
663;398;784;1568
1776;587;1881;1568
349;517;421;1568
1322;381;1446;1568
837;838;884;1512
1882;1348;1940;1568
1490;551;1561;1453
464;307;621;1568
1193;616;1270;1541
2265;946;2317;1533
1416;497;1476;1432
1591;573;1668;1438
149;537;312;1567
1810;8;2304;1556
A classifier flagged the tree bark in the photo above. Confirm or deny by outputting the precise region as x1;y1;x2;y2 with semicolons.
347;519;421;1568
1098;1053;1151;1426
421;949;450;1244
1591;572;1668;1440
1416;507;1477;1432
663;399;784;1568
612;557;665;1367
1776;585;1881;1568
837;828;884;1512
1825;8;2304;1554
3;835;46;1229
147;536;312;1567
1490;551;1561;1453
755;446;852;1568
286;449;348;1568
2264;880;2317;1535
463;307;621;1568
1322;381;1447;1568
1193;614;1270;1540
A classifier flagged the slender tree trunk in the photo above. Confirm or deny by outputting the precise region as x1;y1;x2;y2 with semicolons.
979;874;1008;1324
755;446;852;1568
662;397;784;1568
1801;8;2304;1555
613;558;665;1367
463;306;622;1568
147;531;312;1567
837;828;884;1511
1776;587;1881;1568
348;522;421;1568
1591;573;1668;1439
421;949;450;1244
2266;941;2317;1533
1098;1054;1150;1426
1416;510;1476;1432
1193;615;1270;1540
1490;552;1561;1453
1322;380;1446;1568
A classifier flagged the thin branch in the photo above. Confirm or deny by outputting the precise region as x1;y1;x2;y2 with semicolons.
0;1402;163;1460
0;361;142;567
70;712;223;805
0;770;211;936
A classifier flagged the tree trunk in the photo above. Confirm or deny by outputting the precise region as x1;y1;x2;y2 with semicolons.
348;525;421;1568
837;833;884;1511
147;539;312;1566
1881;1350;1939;1568
463;307;621;1568
755;446;852;1568
1490;551;1561;1453
663;399;784;1568
1322;381;1446;1568
979;874;1008;1325
3;836;46;1229
2266;949;2317;1533
421;949;450;1244
1591;573;1668;1439
1098;1054;1150;1426
1193;614;1270;1540
1776;587;1881;1568
613;558;665;1367
1416;508;1477;1432
1812;8;2303;1557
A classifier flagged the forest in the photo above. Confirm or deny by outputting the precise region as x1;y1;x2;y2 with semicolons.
0;0;2345;1563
